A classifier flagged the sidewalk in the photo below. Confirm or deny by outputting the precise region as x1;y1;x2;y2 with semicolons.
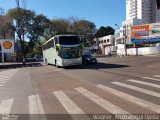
0;62;42;69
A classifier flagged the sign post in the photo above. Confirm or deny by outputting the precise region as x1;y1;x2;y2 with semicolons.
1;39;14;65
1;50;4;66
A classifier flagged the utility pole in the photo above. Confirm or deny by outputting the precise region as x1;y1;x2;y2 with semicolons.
16;0;20;8
16;0;27;9
123;24;127;56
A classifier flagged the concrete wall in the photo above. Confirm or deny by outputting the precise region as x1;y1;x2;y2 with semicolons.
117;46;160;55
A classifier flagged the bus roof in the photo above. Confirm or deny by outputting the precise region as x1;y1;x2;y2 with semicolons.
43;34;78;46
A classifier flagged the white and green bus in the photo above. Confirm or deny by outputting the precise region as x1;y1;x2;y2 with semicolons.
42;34;82;67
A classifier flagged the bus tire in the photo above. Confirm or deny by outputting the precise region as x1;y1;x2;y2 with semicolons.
45;59;48;65
55;59;58;68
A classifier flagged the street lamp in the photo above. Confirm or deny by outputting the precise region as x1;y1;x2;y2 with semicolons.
115;24;120;29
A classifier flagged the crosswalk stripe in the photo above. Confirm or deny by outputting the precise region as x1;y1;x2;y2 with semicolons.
0;77;11;79
112;82;160;98
0;81;7;84
75;87;129;114
53;91;90;120
142;77;160;82
0;84;4;87
0;99;14;114
127;79;160;89
53;91;85;114
0;80;9;82
154;75;160;78
29;94;45;114
96;84;160;113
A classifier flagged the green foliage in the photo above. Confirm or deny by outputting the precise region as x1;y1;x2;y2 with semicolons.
95;26;115;38
7;8;51;62
50;17;96;46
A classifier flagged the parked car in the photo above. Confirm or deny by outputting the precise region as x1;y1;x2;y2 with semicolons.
26;57;37;62
82;54;97;64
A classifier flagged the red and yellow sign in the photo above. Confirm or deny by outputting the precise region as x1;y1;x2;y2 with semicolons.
1;39;14;53
131;25;150;39
3;41;12;49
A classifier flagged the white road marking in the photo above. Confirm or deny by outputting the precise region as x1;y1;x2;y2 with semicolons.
0;77;11;79
112;82;160;98
29;94;45;114
53;91;90;120
53;91;85;114
0;84;4;87
0;80;9;83
75;87;129;114
142;77;160;82
29;95;47;120
154;75;160;78
0;81;7;84
96;84;160;113
127;79;160;89
0;99;14;114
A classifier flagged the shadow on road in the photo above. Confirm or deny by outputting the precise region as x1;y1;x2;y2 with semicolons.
0;62;42;69
64;62;130;70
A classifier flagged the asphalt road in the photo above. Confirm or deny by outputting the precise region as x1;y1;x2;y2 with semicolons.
0;56;160;120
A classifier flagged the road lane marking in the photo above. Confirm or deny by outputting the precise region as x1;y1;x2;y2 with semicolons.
0;81;7;84
142;77;160;82
53;91;85;114
0;80;10;83
0;77;11;79
112;82;160;98
0;84;4;87
53;91;90;120
154;75;160;78
29;95;47;120
0;99;14;114
96;84;160;113
127;79;160;89
75;87;129;114
29;94;45;114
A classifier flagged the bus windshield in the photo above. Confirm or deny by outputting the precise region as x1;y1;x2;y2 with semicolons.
61;47;80;59
59;36;79;45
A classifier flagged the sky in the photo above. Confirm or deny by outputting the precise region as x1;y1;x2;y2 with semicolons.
0;0;126;29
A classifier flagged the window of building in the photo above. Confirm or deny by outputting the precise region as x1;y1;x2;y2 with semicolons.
107;39;109;42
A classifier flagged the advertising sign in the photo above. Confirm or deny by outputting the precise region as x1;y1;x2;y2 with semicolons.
1;39;14;53
131;22;160;43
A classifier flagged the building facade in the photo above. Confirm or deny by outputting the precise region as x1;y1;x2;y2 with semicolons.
115;0;160;45
126;0;160;24
92;35;115;55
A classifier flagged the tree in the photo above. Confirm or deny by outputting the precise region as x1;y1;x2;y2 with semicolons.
69;18;96;46
0;8;4;15
7;8;51;64
51;19;70;35
49;17;96;46
95;26;115;38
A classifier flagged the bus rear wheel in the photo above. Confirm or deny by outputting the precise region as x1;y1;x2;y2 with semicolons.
45;59;48;65
55;59;59;68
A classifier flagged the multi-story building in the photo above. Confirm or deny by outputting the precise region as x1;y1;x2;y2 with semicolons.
116;0;160;45
126;0;160;24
